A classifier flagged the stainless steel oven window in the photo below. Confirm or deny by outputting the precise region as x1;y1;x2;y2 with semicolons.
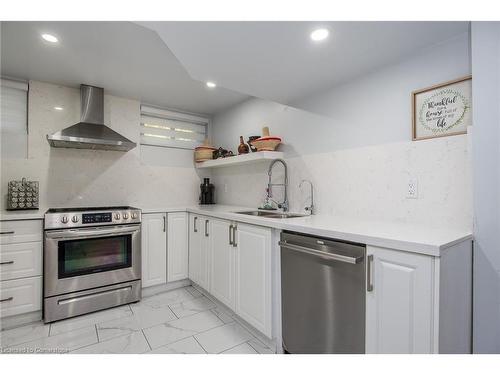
57;234;132;279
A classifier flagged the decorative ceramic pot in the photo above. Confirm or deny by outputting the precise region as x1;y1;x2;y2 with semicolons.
238;136;249;154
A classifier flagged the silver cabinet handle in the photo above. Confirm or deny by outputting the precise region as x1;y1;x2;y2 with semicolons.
0;296;13;303
0;231;15;235
205;219;209;237
163;215;166;232
279;241;363;264
232;224;237;247
229;224;233;245
367;254;374;292
0;260;15;265
193;217;198;233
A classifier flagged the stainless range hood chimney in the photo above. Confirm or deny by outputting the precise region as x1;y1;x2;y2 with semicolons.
47;85;136;151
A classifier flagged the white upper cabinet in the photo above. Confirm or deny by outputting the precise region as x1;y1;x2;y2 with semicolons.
141;213;167;288
167;212;189;282
365;246;434;353
209;218;235;309
234;223;272;337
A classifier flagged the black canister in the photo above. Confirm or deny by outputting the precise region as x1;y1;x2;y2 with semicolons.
199;178;215;205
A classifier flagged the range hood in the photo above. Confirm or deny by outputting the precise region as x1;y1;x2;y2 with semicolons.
47;85;136;151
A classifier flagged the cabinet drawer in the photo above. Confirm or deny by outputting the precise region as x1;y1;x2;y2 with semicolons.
0;220;43;244
0;242;42;281
0;276;42;318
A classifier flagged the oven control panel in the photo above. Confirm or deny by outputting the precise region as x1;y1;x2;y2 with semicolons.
44;208;142;230
82;212;112;224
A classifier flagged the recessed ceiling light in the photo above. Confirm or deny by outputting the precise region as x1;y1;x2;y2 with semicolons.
206;81;216;89
310;28;329;42
41;34;58;43
54;106;63;111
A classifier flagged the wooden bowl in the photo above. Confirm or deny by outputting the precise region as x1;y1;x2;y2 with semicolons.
250;136;281;151
195;146;216;162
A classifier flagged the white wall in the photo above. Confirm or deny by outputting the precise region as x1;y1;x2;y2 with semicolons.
211;33;472;229
0;81;205;211
471;22;500;354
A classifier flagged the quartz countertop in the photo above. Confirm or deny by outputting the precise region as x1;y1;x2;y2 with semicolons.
183;205;472;256
0;204;472;256
0;210;45;221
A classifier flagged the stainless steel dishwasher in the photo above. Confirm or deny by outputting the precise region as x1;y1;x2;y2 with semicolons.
280;231;366;354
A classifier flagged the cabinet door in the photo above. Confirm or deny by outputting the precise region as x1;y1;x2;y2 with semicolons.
366;246;434;353
209;218;235;309
141;213;167;288
234;223;272;337
188;214;202;284
197;217;211;291
167;212;189;282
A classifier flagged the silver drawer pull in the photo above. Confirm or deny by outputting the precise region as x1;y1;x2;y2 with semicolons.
0;261;15;265
0;231;15;235
0;296;14;303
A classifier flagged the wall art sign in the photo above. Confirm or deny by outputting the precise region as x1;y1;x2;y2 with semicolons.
412;76;472;141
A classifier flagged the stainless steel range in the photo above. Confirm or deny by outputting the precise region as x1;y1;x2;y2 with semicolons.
43;206;142;323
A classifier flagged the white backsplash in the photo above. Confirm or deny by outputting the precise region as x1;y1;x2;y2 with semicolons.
0;81;204;211
212;135;472;230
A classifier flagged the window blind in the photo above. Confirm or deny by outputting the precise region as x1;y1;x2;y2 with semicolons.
1;78;28;158
140;105;209;150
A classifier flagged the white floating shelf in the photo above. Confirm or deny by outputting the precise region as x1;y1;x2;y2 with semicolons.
196;151;284;169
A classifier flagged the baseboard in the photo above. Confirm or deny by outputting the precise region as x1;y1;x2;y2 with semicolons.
1;311;42;331
141;279;191;298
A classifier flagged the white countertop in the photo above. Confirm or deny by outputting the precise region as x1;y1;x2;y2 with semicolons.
184;205;472;256
1;204;472;256
0;210;45;221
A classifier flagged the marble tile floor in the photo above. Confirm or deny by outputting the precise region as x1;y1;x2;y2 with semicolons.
0;285;274;354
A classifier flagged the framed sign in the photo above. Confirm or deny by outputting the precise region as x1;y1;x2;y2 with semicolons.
412;76;472;141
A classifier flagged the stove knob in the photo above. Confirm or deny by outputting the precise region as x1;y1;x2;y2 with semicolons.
131;212;138;219
61;216;69;224
123;212;129;220
71;215;79;223
114;213;121;220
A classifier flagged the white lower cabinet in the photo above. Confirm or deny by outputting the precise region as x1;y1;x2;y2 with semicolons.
167;212;189;282
188;214;210;290
0;219;43;322
209;218;235;309
234;223;272;337
188;215;273;337
0;276;42;318
365;242;472;354
366;246;433;353
141;213;167;288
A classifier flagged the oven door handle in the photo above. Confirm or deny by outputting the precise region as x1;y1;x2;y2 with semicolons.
45;225;140;239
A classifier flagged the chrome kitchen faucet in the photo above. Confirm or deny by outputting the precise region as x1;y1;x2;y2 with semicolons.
267;159;289;212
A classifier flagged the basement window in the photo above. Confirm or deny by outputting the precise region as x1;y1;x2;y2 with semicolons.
0;78;28;159
140;105;209;150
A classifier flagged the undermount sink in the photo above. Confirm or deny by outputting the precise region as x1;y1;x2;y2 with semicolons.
234;210;307;219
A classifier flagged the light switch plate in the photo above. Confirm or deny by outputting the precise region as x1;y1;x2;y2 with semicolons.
407;178;418;199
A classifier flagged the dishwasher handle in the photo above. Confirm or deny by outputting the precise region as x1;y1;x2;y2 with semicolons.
279;241;363;264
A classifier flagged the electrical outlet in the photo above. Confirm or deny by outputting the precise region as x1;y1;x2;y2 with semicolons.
407;178;418;199
224;183;228;193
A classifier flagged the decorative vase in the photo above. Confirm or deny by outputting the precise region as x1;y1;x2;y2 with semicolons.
238;136;249;154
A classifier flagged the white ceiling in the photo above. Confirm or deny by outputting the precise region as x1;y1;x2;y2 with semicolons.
0;21;249;115
140;21;469;105
1;21;469;116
